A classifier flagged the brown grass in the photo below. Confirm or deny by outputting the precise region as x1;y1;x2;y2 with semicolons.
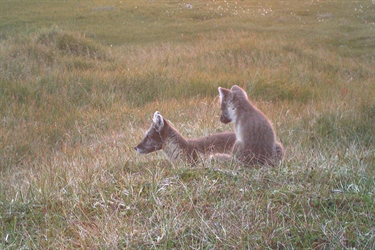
1;0;374;248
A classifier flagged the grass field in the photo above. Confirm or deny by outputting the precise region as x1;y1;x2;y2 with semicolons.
1;0;374;248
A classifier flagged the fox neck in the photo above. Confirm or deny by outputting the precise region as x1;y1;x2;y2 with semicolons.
233;104;257;142
160;121;189;161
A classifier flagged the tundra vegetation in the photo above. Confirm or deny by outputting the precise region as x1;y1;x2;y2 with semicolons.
1;0;374;248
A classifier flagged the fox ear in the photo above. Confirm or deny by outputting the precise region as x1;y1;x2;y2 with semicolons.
153;111;164;131
231;85;248;99
218;87;230;104
230;85;244;92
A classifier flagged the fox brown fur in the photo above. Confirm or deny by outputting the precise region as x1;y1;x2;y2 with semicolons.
135;111;236;166
217;85;284;166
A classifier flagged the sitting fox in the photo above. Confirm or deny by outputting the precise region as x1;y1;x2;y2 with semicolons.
216;85;284;166
135;111;236;166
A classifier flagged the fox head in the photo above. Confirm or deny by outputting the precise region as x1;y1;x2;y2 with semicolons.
218;85;248;124
134;111;165;154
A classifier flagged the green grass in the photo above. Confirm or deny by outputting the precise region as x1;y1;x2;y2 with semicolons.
1;0;374;248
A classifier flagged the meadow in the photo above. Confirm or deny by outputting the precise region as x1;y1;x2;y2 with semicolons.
1;0;374;248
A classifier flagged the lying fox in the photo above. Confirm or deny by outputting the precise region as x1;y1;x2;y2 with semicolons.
135;111;236;165
216;85;284;166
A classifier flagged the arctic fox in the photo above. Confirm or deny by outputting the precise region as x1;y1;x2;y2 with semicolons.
135;111;236;165
217;85;284;166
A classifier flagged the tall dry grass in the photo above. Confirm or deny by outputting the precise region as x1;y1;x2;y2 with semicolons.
1;0;374;248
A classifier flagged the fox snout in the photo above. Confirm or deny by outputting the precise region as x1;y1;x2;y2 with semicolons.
134;138;163;154
134;145;142;153
220;113;232;124
134;145;148;154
